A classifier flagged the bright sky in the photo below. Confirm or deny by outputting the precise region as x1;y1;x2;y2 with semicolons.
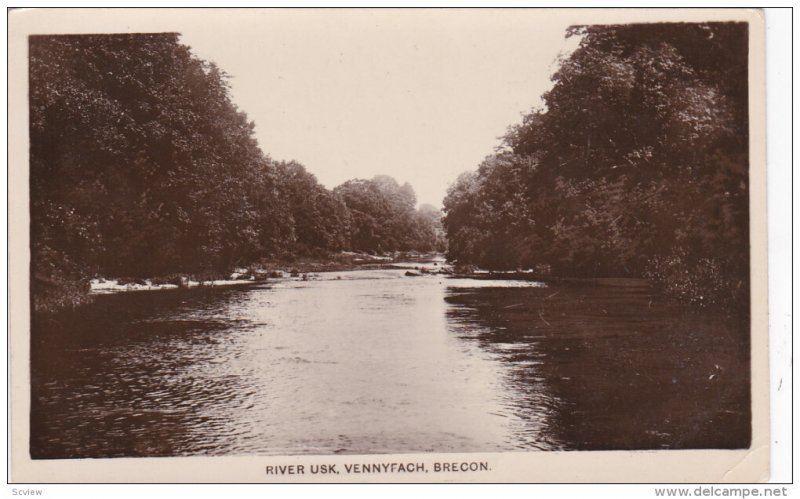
177;10;580;208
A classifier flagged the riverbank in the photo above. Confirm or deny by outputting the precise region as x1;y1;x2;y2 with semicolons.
89;251;451;295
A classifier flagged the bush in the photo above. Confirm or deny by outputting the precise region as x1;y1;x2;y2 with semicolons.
31;244;93;313
645;248;742;308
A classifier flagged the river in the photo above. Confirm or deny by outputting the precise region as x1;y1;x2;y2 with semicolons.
30;265;750;458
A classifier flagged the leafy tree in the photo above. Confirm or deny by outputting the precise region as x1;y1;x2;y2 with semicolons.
273;161;352;255
30;34;443;311
30;34;280;309
335;176;442;253
444;154;539;268
444;22;749;307
416;204;448;253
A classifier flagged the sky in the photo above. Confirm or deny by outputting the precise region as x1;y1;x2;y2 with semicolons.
177;10;580;208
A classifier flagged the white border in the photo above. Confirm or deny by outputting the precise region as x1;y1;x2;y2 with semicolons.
3;3;792;497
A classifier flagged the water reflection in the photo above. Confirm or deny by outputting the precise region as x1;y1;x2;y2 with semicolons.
444;279;750;450
31;287;263;457
31;271;750;458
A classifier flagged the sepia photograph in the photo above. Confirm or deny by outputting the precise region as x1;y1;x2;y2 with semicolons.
8;7;774;484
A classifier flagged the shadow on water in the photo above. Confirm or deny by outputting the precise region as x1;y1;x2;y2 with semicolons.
444;278;751;450
30;285;262;458
30;274;750;458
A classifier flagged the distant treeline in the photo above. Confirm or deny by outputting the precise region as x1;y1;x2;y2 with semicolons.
443;23;750;308
30;34;444;312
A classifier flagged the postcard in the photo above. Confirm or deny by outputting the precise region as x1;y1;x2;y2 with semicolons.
9;7;769;483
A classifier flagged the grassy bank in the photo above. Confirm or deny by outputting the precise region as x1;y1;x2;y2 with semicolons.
33;251;446;313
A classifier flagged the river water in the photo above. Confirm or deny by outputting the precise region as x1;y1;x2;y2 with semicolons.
30;265;750;458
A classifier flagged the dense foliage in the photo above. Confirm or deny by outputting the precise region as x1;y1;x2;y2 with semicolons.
334;176;446;254
443;23;749;307
30;34;442;311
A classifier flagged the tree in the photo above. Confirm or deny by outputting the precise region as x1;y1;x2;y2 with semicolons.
444;22;749;306
335;175;442;253
416;204;448;253
31;34;444;312
273;161;352;255
30;34;279;308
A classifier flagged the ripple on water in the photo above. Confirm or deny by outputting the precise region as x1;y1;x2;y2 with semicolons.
31;272;750;457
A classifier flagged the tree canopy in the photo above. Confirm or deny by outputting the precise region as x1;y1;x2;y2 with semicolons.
30;34;443;311
334;176;445;253
444;23;749;307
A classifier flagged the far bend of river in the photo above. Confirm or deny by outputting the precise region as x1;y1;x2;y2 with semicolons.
30;265;750;458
